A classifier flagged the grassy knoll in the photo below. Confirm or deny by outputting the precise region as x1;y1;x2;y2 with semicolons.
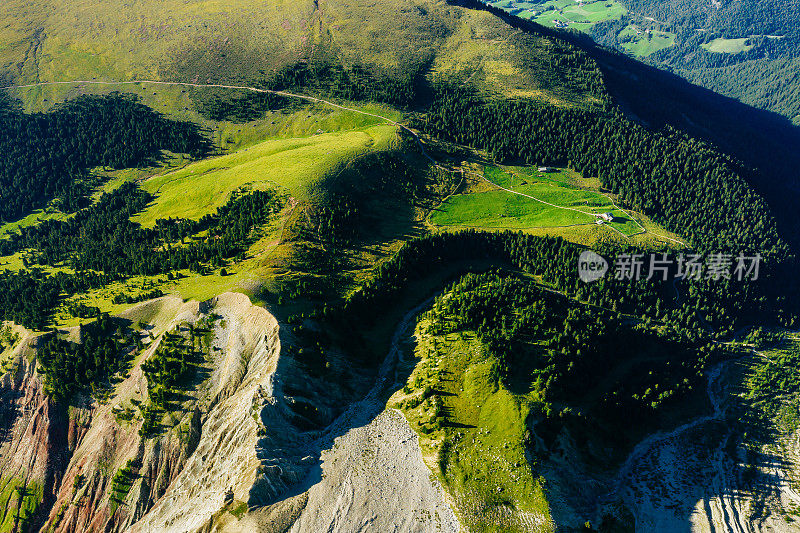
0;90;401;238
619;26;677;57
132;124;397;227
0;96;406;329
429;165;680;247
391;326;552;532
701;38;755;54
426;6;604;105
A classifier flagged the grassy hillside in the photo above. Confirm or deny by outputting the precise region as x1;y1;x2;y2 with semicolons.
486;0;626;33
429;164;681;247
133;124;397;227
0;477;42;533
385;267;730;530
392;327;552;532
0;88;410;328
0;2;798;532
0;0;606;112
0;0;313;84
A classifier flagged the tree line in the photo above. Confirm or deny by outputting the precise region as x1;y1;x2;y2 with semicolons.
418;83;786;259
0;269;112;330
330;231;798;339
0;185;283;329
0;93;212;222
423;270;729;433
37;313;135;400
2;183;284;275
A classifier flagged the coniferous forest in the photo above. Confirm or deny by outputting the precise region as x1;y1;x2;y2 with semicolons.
0;185;283;329
0;93;211;222
2;1;800;530
37;313;132;399
419;83;786;259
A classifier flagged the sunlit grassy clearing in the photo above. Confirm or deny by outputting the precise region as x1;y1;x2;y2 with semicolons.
0;209;67;239
701;37;754;54
132;124;398;227
620;26;677;57
431;165;643;236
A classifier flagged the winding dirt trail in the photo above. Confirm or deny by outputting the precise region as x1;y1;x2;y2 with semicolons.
1;78;684;245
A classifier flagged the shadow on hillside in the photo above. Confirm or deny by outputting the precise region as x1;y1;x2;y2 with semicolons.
452;0;800;251
616;434;794;532
603;351;797;532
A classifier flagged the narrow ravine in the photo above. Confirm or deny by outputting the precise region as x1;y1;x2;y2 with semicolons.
609;351;800;532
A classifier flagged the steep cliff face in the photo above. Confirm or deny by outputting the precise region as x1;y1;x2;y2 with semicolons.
0;291;461;533
0;334;71;533
0;293;287;533
128;293;287;533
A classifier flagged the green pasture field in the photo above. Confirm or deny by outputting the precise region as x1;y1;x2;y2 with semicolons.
701;37;754;54
491;0;626;32
432;166;636;231
132;124;397;227
620;26;677;57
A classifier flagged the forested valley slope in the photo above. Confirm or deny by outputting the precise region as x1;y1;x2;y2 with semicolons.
0;0;798;532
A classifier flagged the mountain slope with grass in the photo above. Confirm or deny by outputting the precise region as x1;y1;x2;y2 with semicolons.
1;0;800;532
0;0;603;110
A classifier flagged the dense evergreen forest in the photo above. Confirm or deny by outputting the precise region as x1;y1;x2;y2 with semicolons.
192;59;430;122
333;231;798;340
37;313;136;399
0;94;211;222
0;269;112;330
1;183;283;276
424;271;729;433
192;88;293;122
460;0;800;254
266;60;429;110
419;84;786;260
587;0;800;123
